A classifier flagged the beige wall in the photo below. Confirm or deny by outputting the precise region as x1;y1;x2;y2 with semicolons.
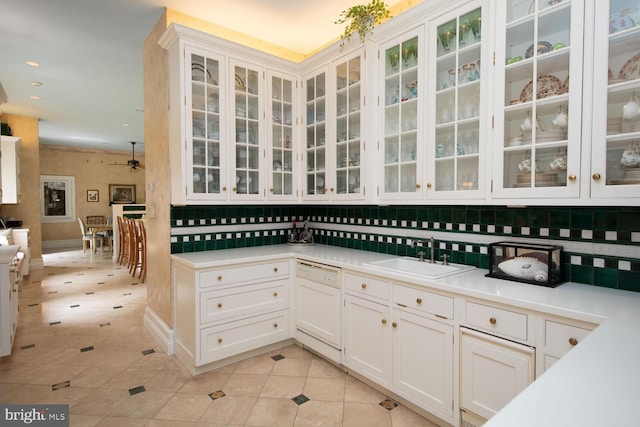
40;145;145;243
2;114;42;267
143;10;172;327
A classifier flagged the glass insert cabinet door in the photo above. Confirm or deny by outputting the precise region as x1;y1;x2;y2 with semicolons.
495;0;583;197
305;69;327;197
269;72;295;198
188;50;225;199
591;0;640;198
380;30;422;199
431;4;485;197
335;53;363;198
232;61;262;198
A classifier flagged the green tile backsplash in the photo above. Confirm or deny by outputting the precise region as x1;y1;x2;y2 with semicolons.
171;204;640;292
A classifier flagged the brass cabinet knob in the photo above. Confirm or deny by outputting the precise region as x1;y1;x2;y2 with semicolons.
426;183;433;189
330;187;335;192
217;275;222;281
416;298;422;304
274;267;278;273
361;283;367;289
392;322;398;328
489;317;497;325
568;175;576;181
273;292;278;297
592;173;601;181
232;187;237;192
217;303;222;308
222;186;227;191
273;323;278;328
381;319;387;325
270;188;274;192
569;337;578;346
416;183;421;189
217;338;222;343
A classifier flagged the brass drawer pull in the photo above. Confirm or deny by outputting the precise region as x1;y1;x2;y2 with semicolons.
392;322;397;328
569;337;578;346
416;298;422;304
217;338;222;343
217;275;222;281
274;267;278;273
489;317;497;325
381;319;387;325
361;283;367;289
217;303;222;308
273;323;278;328
273;292;278;297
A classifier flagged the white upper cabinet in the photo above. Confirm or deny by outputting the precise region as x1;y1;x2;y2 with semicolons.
377;28;424;201
187;48;227;202
333;51;366;200
427;1;489;201
590;0;640;199
268;70;298;200
230;59;265;201
493;0;585;201
302;67;329;200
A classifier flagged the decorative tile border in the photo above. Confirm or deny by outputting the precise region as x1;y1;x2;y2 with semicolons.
170;204;640;291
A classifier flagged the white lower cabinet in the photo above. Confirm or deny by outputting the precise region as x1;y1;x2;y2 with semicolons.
541;317;595;373
392;308;454;421
0;246;20;358
200;309;290;365
460;327;535;422
172;258;291;373
343;293;392;387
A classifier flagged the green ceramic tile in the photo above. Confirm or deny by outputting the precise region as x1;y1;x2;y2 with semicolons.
479;208;495;226
570;264;593;285
593;268;618;289
529;207;550;228
571;210;593;230
593;210;617;230
619;270;640;291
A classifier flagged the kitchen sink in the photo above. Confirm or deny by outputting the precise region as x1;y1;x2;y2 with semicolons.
364;257;475;279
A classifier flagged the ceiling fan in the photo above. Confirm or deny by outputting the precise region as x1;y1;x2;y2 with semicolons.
112;141;144;170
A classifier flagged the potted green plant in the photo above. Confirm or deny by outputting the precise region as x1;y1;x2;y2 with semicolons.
335;0;392;51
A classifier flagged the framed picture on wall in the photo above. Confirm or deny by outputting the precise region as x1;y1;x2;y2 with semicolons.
87;190;99;202
109;184;136;204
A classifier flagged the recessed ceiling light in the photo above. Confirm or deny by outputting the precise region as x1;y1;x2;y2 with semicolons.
26;61;40;67
31;81;43;87
30;95;40;100
122;123;129;127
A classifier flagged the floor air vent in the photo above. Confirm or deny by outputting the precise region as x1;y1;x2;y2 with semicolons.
461;409;487;427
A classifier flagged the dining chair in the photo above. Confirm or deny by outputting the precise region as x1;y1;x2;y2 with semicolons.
117;216;130;266
78;217;102;254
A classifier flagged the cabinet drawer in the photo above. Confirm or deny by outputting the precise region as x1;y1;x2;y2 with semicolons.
198;309;290;366
345;272;389;300
199;260;289;288
464;301;528;341
200;279;289;325
545;320;592;354
393;285;453;319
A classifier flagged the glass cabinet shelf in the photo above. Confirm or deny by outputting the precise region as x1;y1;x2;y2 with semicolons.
431;5;484;195
498;0;581;193
382;34;420;196
305;71;327;196
270;74;294;197
190;53;223;196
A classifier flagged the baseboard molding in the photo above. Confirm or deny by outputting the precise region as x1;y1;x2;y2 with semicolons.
143;307;174;355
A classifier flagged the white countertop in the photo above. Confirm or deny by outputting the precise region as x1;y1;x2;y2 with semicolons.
173;244;640;426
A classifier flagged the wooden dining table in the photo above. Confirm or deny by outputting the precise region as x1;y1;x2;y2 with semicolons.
88;223;112;253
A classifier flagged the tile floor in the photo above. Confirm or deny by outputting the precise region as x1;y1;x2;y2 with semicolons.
0;248;440;427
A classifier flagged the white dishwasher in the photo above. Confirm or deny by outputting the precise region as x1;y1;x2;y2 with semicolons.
294;260;342;364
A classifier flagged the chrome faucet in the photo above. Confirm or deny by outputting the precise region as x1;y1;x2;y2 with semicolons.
411;237;435;263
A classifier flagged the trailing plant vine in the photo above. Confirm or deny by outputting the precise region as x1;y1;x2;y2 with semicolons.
335;0;392;51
